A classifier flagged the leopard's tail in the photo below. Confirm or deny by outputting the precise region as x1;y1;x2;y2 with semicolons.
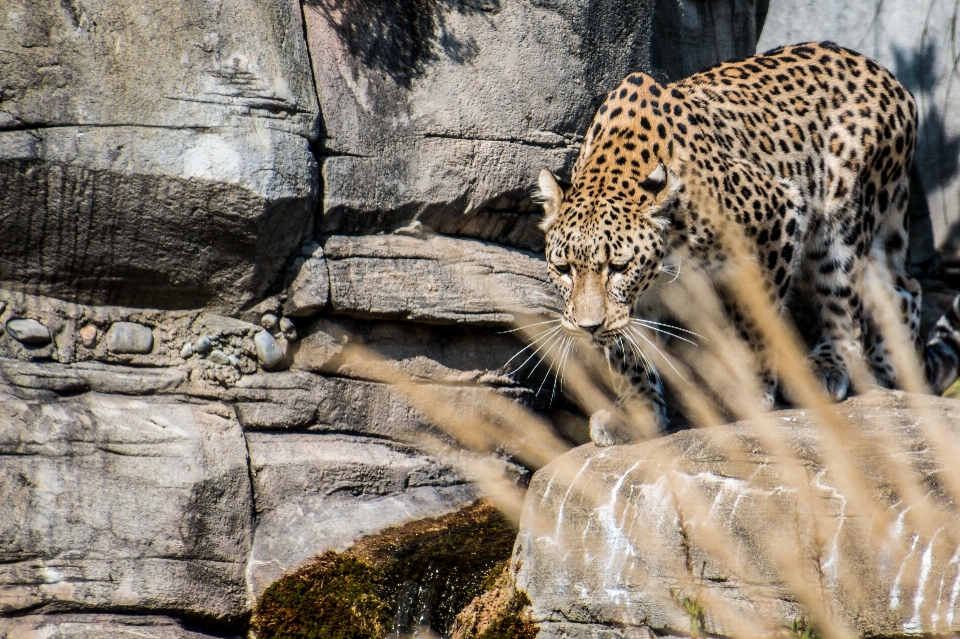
924;294;960;394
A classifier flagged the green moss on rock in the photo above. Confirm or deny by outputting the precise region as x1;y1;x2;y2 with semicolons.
252;501;528;639
254;552;389;639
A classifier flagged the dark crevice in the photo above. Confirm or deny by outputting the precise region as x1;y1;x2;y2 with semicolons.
0;122;218;133
239;428;260;533
314;147;370;158
420;131;572;150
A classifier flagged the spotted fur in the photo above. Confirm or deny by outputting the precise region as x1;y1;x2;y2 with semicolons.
538;42;923;444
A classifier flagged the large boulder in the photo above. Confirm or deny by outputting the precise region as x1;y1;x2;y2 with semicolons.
515;391;960;638
0;0;318;313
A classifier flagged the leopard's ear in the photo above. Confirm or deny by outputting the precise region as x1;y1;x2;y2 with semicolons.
536;169;569;231
639;163;668;194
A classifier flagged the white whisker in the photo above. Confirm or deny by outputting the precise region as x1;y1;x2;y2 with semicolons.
535;333;567;396
526;330;565;380
503;326;562;370
659;261;682;283
558;336;576;393
620;328;661;387
497;318;562;335
630;318;704;339
628;325;690;384
630;319;700;346
541;335;570;400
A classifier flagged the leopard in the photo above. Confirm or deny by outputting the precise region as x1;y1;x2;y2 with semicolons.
536;41;941;446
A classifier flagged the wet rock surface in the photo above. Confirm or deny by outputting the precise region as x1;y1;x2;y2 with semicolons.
515;390;960;638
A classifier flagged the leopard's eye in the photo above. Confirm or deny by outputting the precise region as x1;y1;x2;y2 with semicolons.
609;261;631;273
554;262;571;275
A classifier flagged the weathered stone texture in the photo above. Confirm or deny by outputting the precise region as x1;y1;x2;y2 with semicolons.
305;0;642;238
515;391;960;637
0;614;231;639
0;383;253;628
0;0;318;312
324;234;562;325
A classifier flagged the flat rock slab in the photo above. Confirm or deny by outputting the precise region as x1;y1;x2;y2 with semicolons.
0;614;234;639
246;433;465;514
515;390;960;637
324;234;561;325
0;359;186;395
0;382;253;626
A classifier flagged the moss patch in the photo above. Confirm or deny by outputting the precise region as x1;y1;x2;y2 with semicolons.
450;563;537;639
252;501;527;639
253;552;389;639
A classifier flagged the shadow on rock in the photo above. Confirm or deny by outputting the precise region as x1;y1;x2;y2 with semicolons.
304;0;500;87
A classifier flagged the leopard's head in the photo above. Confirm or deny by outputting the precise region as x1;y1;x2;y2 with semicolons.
538;160;678;345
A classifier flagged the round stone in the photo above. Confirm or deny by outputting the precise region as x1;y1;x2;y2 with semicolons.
254;330;284;370
6;319;52;346
208;349;231;366
79;324;99;348
105;322;154;354
195;336;213;355
279;317;297;341
260;313;279;331
180;343;195;359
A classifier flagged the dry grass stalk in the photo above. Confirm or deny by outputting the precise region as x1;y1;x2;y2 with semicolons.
322;219;960;637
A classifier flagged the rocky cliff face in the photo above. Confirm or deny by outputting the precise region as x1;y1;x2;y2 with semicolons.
0;0;763;636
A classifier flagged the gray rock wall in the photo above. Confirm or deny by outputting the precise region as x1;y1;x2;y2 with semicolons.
0;0;318;313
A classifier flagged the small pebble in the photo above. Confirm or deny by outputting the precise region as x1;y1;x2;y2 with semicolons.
7;319;52;346
208;349;231;366
228;354;241;368
105;322;154;354
0;302;6;315
254;329;284;369
279;317;297;341
79;324;98;348
261;313;279;332
180;343;195;359
195;336;213;355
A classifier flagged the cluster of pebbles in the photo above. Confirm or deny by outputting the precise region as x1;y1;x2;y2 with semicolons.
0;295;305;387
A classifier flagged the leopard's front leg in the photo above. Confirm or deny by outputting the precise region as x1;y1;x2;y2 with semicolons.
805;226;868;400
588;339;667;446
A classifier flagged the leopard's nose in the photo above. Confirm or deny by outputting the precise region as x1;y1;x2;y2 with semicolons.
577;320;604;335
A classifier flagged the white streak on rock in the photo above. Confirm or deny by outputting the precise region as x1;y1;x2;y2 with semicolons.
945;546;960;627
812;470;846;590
905;531;939;633
891;533;920;611
599;461;643;584
555;458;593;541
